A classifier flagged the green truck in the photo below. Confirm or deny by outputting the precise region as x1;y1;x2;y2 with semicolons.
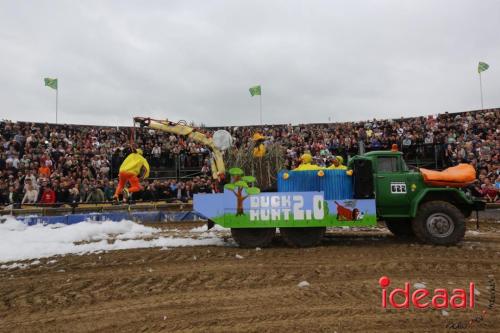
194;150;485;247
348;151;485;245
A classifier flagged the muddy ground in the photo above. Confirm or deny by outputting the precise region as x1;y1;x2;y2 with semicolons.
0;220;499;332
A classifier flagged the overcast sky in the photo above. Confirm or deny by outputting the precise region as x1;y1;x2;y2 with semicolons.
0;0;499;127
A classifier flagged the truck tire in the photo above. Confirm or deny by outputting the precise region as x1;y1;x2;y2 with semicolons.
385;220;414;238
280;227;326;247
411;201;465;245
231;228;276;248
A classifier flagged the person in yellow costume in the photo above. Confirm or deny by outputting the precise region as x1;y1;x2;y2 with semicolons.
113;148;150;200
293;153;322;171
327;156;347;170
252;132;266;158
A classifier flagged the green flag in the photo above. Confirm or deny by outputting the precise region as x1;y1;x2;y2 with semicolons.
249;85;261;96
478;62;489;73
44;77;58;90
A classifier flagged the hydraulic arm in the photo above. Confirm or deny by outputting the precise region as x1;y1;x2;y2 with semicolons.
133;117;225;181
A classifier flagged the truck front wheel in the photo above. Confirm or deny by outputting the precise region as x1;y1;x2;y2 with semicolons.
411;201;465;245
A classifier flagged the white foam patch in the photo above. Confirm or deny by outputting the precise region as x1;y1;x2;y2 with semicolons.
1;260;40;270
0;216;225;264
190;224;228;233
413;282;426;289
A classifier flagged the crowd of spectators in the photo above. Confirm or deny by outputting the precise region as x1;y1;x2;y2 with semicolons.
0;121;214;207
222;109;499;202
1;108;498;208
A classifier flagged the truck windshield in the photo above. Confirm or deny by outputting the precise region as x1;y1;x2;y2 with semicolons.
377;157;399;172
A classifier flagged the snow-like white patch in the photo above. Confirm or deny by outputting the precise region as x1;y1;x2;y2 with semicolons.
1;263;24;270
414;282;426;289
0;259;42;270
298;281;310;288
466;230;481;236
190;224;228;233
0;216;226;263
235;254;244;259
441;310;449;316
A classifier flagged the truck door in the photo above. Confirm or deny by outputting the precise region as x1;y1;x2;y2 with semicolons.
375;156;410;217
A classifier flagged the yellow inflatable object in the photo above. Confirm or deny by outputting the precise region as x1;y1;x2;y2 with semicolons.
252;133;265;141
300;153;313;164
293;163;322;171
253;143;266;158
327;155;347;170
293;153;322;171
317;170;325;177
119;153;150;178
283;172;289;180
346;170;353;176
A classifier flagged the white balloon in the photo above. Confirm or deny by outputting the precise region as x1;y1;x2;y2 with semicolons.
213;130;233;151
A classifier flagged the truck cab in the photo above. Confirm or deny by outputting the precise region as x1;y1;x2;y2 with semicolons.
349;150;485;245
352;151;418;217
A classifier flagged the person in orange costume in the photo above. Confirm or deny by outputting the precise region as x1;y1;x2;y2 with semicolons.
113;148;150;200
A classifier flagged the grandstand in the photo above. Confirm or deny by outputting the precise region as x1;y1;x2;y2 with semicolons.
1;107;498;207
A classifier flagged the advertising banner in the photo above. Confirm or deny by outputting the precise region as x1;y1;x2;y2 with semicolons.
194;191;376;228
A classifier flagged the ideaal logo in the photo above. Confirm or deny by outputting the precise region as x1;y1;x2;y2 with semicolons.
379;275;496;329
379;276;474;309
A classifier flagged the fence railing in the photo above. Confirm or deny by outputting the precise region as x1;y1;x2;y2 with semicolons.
0;200;194;216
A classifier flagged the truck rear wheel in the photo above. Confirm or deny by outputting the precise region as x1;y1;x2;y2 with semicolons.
385;220;414;238
411;201;465;245
231;228;276;248
280;227;326;247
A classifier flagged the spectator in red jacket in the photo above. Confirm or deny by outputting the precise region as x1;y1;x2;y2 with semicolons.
481;178;499;203
40;184;56;204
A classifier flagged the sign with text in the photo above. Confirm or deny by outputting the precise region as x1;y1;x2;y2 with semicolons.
194;191;376;228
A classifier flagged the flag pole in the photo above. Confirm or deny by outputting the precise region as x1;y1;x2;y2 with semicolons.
56;87;58;124
259;90;262;125
479;72;484;110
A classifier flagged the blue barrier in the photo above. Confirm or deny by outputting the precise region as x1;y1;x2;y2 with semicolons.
100;212;130;222
67;213;101;224
163;211;206;222
17;215;68;226
12;210;205;225
41;215;68;225
130;211;162;222
277;169;353;200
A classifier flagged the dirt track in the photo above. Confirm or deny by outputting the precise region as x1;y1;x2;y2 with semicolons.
1;221;499;332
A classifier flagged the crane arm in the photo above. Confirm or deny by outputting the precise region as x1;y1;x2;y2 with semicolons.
134;117;225;180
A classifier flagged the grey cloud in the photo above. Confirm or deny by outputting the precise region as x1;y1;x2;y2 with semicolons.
0;0;499;127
